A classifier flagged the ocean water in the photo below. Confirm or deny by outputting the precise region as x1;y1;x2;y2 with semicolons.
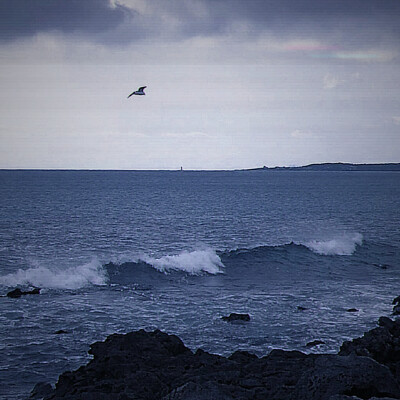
0;170;399;399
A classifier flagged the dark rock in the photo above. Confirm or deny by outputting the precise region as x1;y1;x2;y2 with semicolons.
373;263;389;270
30;382;53;399
292;354;399;400
346;308;358;312
392;296;400;306
7;287;40;298
297;306;308;311
369;397;400;400
379;316;396;330
54;330;68;335
339;317;400;379
306;340;325;348
162;381;235;400
7;288;23;298
39;322;400;400
221;313;250;322
228;350;258;363
393;304;400;316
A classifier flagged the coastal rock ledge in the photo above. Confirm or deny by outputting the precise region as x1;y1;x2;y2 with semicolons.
30;318;400;400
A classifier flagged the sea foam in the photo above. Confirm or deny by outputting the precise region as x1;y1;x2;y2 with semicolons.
303;232;363;256
0;259;107;289
142;249;224;275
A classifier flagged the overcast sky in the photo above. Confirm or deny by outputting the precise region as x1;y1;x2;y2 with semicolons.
1;0;399;169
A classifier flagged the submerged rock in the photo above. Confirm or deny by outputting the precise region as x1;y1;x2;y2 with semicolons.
35;320;400;400
221;313;250;322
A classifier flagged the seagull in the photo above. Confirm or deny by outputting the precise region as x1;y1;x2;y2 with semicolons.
127;86;146;98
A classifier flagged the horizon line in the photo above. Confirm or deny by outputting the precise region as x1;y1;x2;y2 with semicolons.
1;161;400;172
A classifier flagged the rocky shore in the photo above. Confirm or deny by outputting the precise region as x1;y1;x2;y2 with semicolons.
30;310;400;400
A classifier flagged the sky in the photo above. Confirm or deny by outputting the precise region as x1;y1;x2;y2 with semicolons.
0;0;400;170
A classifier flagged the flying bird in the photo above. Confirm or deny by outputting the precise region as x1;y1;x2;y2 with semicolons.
127;86;146;98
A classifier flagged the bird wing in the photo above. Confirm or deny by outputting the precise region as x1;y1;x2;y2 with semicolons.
127;91;135;98
138;86;147;92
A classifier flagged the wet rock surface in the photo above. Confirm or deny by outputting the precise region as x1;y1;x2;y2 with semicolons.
30;315;400;400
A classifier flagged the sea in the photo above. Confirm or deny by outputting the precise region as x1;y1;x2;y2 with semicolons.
0;170;399;399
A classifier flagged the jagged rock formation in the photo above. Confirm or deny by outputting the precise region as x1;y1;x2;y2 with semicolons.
30;317;400;400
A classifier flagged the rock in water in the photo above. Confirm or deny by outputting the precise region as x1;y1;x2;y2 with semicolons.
306;340;325;348
7;288;23;298
392;296;400;305
221;313;250;322
7;287;40;298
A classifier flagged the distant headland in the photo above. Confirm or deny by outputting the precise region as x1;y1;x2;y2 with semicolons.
243;162;400;171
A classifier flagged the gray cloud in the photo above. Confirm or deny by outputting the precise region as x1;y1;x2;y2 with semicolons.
182;0;400;48
0;0;400;54
0;0;132;41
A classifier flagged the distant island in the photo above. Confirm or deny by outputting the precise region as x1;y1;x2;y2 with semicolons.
244;162;400;171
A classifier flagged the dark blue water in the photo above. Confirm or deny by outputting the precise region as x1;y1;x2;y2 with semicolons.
0;170;399;399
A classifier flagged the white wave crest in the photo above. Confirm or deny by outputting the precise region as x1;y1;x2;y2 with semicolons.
303;233;363;256
0;259;107;289
143;249;224;275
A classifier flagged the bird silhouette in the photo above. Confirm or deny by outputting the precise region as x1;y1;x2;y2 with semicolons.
127;86;147;98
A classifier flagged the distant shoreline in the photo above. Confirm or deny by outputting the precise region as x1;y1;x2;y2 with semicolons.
0;162;400;172
243;162;400;172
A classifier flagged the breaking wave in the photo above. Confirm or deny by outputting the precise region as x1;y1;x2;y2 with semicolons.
302;233;363;256
0;249;224;290
141;249;224;274
0;234;363;290
0;259;107;290
223;232;363;258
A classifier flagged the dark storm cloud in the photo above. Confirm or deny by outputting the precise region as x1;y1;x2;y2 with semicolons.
0;0;132;41
183;0;400;47
1;0;400;49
